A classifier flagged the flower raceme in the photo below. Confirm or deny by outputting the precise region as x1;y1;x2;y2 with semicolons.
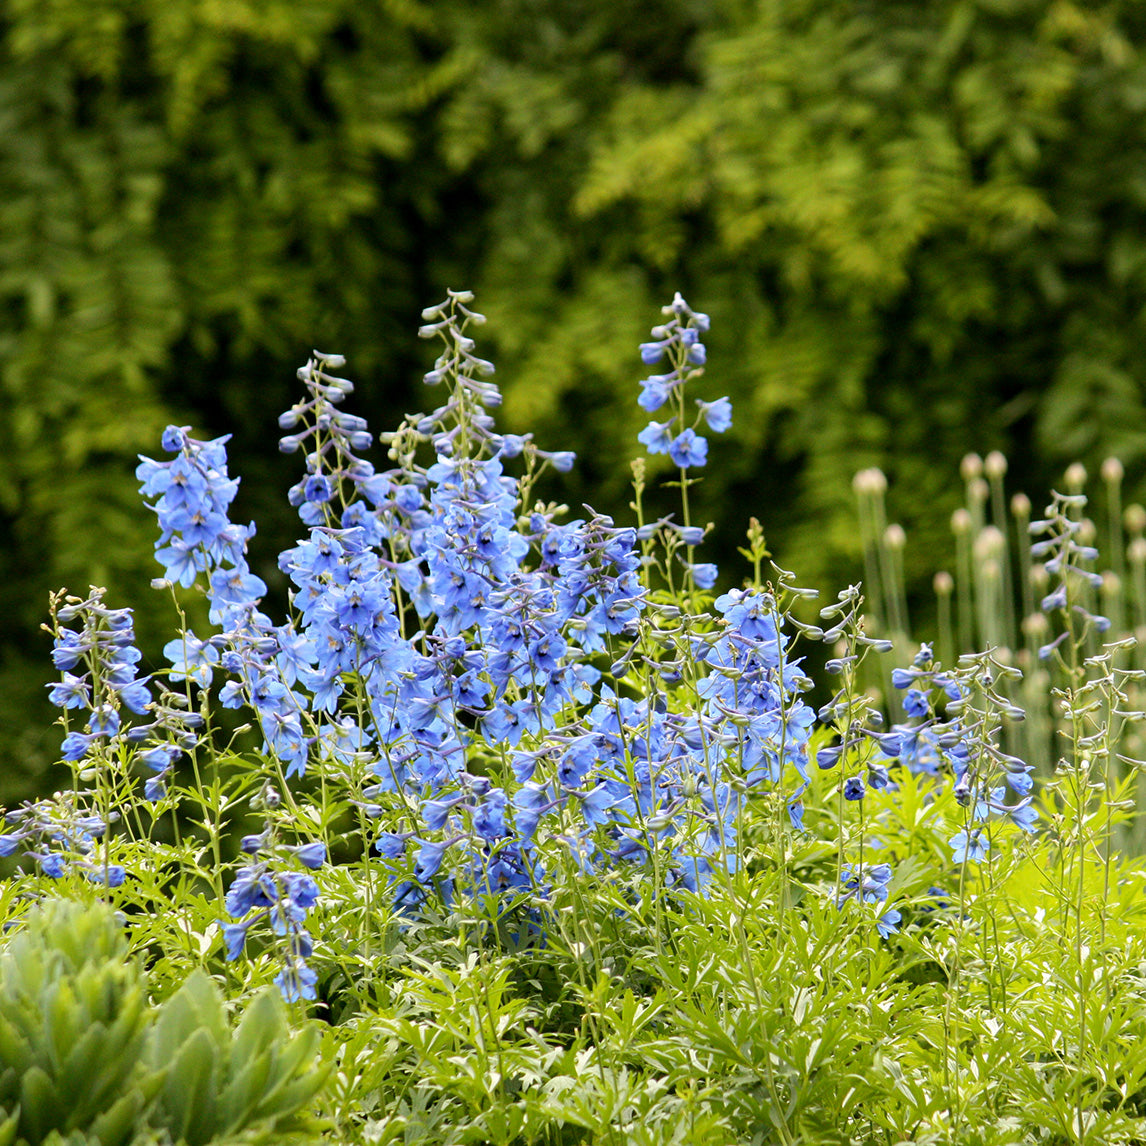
637;293;730;471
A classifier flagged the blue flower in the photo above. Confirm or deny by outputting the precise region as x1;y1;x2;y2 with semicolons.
61;732;96;762
689;562;718;589
35;852;68;879
668;429;708;469
877;908;902;938
903;689;930;718
638;419;676;455
225;865;278;917
302;474;335;504
293;841;327;870
224;918;257;961
638;378;671;412
949;828;989;864
414;840;452;882
140;745;181;773
839;862;892;906
47;674;91;710
696;397;732;433
164;632;219;687
83;864;126;888
274;958;318;1003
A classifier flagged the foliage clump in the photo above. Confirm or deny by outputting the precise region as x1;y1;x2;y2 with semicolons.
0;899;327;1146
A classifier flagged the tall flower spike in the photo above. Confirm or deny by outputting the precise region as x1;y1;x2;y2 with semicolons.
637;293;727;472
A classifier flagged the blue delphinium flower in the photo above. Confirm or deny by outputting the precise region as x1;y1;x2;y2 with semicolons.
668;428;708;469
637;294;729;476
223;839;325;1002
877;908;902;938
838;862;899;936
697;397;732;433
880;644;1036;878
949;827;989;864
638;418;676;455
689;562;719;590
0;797;120;884
45;589;155;768
138;427;265;613
1030;491;1109;659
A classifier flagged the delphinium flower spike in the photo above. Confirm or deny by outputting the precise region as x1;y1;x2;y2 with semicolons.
636;293;730;591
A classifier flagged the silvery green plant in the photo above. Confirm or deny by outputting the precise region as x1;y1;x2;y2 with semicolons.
0;899;326;1146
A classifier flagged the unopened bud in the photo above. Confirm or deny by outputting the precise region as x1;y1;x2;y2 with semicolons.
934;571;954;595
984;450;1008;479
952;508;972;535
1126;504;1146;535
960;453;983;482
852;467;887;496
1102;457;1124;485
1064;462;1087;491
1022;612;1049;638
884;524;906;551
1011;492;1031;519
974;525;1006;560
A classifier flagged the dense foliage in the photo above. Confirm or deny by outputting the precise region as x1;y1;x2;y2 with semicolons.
6;0;1146;789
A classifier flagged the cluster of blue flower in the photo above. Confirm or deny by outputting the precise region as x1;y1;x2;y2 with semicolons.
19;289;1052;1000
225;816;326;1003
636;292;730;472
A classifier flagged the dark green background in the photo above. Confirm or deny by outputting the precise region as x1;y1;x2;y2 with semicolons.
5;0;1146;799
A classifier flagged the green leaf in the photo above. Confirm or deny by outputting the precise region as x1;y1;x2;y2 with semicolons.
18;1065;58;1143
86;1087;151;1146
161;1029;218;1146
0;1106;18;1146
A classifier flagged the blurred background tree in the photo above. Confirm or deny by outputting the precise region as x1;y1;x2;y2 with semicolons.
4;0;1146;800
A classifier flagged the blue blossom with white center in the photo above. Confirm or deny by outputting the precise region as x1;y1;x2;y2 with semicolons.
668;429;708;469
949;827;990;864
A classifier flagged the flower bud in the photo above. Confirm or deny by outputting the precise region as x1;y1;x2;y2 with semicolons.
960;453;983;481
1102;457;1124;484
984;450;1007;478
1064;462;1087;490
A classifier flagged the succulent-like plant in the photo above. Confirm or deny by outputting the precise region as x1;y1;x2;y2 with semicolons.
0;900;327;1146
